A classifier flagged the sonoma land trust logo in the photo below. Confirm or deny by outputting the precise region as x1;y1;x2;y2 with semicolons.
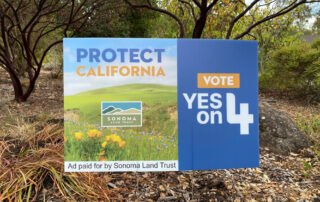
101;102;142;127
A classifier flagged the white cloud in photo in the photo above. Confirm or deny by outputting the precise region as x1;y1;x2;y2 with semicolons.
64;47;76;62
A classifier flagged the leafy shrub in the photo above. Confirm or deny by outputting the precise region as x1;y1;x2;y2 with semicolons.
296;113;320;177
311;38;320;50
296;113;320;146
259;40;320;101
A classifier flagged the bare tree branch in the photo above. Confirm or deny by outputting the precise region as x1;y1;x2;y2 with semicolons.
226;0;260;39
206;0;219;12
0;0;102;102
178;0;197;21
192;0;201;8
233;0;317;39
192;0;219;38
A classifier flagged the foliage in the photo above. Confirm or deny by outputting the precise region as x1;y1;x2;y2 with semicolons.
0;0;102;102
137;0;317;39
252;5;310;72
296;113;320;178
313;10;320;33
73;1;157;38
64;124;178;161
142;1;314;72
302;160;314;178
259;40;320;100
311;37;320;49
46;44;63;79
296;113;320;152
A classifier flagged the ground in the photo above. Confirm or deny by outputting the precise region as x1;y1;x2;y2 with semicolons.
0;69;63;120
0;68;319;201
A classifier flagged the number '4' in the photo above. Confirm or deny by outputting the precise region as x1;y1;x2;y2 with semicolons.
226;93;254;135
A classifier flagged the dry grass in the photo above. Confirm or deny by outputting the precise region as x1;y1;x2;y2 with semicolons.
1;95;318;201
0;119;125;201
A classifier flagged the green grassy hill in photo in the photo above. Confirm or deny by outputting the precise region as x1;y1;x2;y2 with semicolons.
64;84;178;161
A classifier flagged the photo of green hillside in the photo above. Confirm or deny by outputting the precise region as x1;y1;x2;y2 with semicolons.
64;84;178;161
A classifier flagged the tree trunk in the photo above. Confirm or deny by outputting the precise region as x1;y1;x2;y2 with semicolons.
192;12;208;38
5;64;38;102
21;79;36;102
7;70;24;102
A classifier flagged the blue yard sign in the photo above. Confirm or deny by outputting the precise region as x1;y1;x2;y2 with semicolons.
178;39;259;170
64;38;259;172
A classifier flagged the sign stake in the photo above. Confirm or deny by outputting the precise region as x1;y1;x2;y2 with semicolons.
191;171;194;200
136;172;140;200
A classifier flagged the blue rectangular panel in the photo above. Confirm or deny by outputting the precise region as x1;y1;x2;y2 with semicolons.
177;39;259;170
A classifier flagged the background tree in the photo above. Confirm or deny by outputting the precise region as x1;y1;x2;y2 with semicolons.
248;5;311;72
73;0;157;38
0;0;102;102
313;10;320;33
43;0;157;82
124;0;320;39
259;39;320;102
125;0;317;73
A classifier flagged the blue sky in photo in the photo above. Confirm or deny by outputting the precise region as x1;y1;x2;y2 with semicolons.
63;38;177;73
63;38;178;95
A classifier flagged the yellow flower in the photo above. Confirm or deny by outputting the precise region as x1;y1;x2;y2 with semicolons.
106;134;122;143
96;131;102;138
99;156;107;161
74;132;83;141
149;137;153;140
101;141;107;148
118;141;125;148
87;129;98;138
111;135;121;143
64;137;67;143
97;151;105;156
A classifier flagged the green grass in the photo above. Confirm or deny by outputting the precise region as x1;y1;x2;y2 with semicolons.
296;113;320;157
64;124;177;161
64;84;177;123
64;84;178;161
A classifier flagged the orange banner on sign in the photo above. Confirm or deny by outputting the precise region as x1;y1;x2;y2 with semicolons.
198;73;240;88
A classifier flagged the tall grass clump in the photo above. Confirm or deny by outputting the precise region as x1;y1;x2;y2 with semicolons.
296;113;320;156
0;120;124;201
